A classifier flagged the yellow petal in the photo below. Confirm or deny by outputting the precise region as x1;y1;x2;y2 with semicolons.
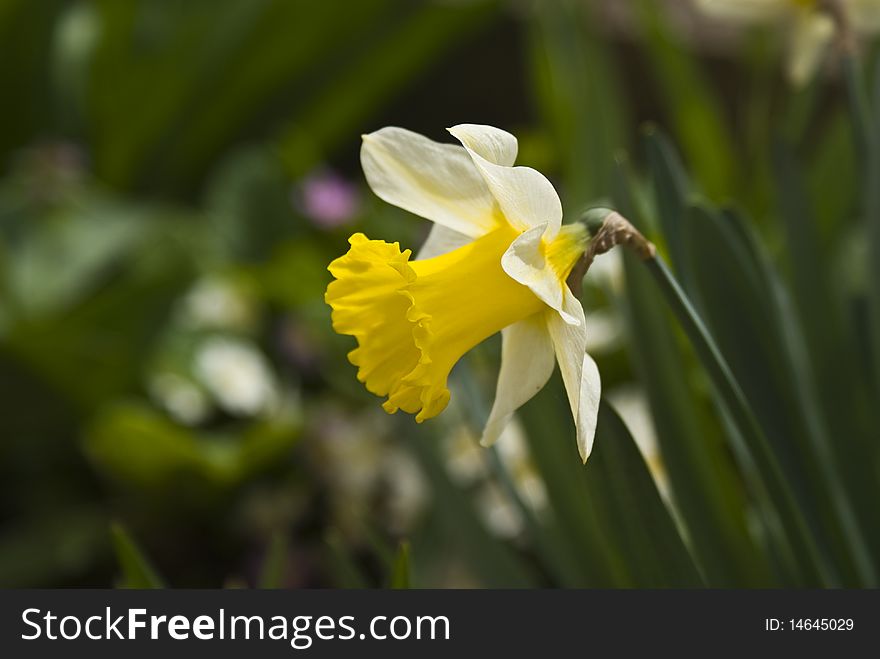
326;226;547;422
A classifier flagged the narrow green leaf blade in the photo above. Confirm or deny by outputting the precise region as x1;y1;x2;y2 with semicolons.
612;160;772;586
635;0;737;201
111;523;165;589
257;531;289;589
644;126;692;283
584;403;704;588
388;541;411;589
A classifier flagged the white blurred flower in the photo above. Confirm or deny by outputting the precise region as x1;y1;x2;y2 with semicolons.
442;425;490;485
317;410;386;496
383;449;430;534
694;0;880;86
179;278;255;332
606;385;669;501
309;406;428;536
194;337;278;416
585;247;624;293
441;415;547;538
495;420;548;513
475;483;524;539
148;372;210;425
584;309;624;355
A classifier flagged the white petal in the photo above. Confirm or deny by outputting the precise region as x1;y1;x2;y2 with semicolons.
786;11;834;87
448;127;562;238
361;127;500;238
480;314;556;448
447;123;518;166
578;352;602;462
546;288;598;462
416;224;471;260
501;224;578;324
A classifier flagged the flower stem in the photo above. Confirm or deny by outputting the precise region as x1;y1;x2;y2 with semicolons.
841;48;880;404
580;210;832;585
642;255;830;585
842;53;874;172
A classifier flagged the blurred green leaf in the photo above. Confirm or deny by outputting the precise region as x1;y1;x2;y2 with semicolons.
409;421;541;588
805;111;857;240
85;402;300;495
640;248;827;585
276;0;497;178
0;507;108;587
518;377;704;587
324;530;369;589
865;52;880;407
636;0;738;201
0;0;63;161
519;378;630;587
111;522;165;589
203;146;301;264
87;403;221;490
528;0;629;207
388;540;411;589
4;204;197;409
257;531;289;589
662;205;845;584
639;113;880;582
260;239;333;310
613;161;774;587
449;359;598;587
644;126;693;285
6;199;151;318
586;403;704;587
773;141;880;578
681;204;876;585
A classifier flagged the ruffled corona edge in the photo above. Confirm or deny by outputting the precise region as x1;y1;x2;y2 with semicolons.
325;233;451;422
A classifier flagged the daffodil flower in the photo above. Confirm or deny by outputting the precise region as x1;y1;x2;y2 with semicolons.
695;0;880;86
325;125;601;462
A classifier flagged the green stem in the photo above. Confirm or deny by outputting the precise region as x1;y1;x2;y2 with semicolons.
842;53;874;175
456;358;583;586
849;58;880;400
843;51;880;419
643;256;832;586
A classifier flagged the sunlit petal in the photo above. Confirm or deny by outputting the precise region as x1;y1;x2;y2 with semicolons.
361;127;501;237
546;288;592;460
480;314;556;447
449;126;562;238
447;123;518;166
502;223;588;325
786;11;834;87
577;352;602;462
416;223;471;260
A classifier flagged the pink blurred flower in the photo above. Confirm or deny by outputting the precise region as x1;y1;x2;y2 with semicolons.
294;169;361;229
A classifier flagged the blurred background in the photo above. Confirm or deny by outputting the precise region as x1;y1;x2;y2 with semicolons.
1;0;878;588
